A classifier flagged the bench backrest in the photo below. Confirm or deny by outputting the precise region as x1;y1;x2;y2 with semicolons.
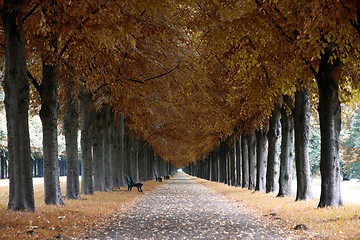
126;176;134;185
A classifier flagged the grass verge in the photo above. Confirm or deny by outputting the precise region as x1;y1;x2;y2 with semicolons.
0;179;162;239
191;175;360;239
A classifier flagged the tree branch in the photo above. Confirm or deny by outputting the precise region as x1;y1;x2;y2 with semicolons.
23;3;40;23
93;63;180;95
27;69;41;92
59;6;104;57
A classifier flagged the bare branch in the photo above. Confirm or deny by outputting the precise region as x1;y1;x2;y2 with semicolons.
27;69;41;92
93;63;180;95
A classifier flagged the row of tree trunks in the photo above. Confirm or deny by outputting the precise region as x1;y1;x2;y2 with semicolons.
77;106;176;195
184;88;316;204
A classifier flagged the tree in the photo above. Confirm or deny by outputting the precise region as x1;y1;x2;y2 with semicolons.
247;132;256;190
293;87;313;201
241;134;249;188
316;45;343;207
255;130;267;192
63;79;80;199
266;104;281;193
2;0;35;211
80;86;94;195
277;95;294;197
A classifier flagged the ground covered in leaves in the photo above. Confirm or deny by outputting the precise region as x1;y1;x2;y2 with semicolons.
88;171;296;239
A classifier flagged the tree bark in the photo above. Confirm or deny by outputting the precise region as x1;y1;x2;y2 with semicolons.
115;114;126;186
64;81;80;199
229;144;235;186
248;133;256;190
219;142;227;183
278;96;294;197
266;104;281;193
93;109;105;191
3;3;35;211
241;134;249;188
316;45;343;207
235;138;242;187
109;112;119;188
294;87;313;201
102;106;112;190
80;87;93;195
255;131;267;191
40;60;64;205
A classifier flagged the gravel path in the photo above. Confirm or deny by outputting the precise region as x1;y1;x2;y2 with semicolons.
87;172;296;239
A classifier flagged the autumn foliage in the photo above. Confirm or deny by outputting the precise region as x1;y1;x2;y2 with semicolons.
1;1;360;167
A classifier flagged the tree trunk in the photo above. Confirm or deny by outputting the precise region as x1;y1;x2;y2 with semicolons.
266;104;281;193
219;143;227;183
93;110;105;191
102;106;112;190
294;87;313;200
316;46;343;207
235;138;242;187
255;130;267;192
64;81;80;199
248;133;256;190
115;114;126;186
109;112;119;188
229;144;235;186
241;134;249;188
3;3;35;211
80;87;93;195
137;139;145;181
40;60;64;205
278;96;294;197
132;136;140;182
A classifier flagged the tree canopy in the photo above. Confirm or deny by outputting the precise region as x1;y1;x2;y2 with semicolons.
1;0;360;169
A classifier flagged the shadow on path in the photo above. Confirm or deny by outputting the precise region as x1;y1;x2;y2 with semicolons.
87;172;296;239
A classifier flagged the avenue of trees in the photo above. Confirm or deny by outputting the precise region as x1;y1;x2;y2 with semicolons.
1;0;360;211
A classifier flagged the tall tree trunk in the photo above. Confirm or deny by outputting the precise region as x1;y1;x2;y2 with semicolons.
132;136;140;182
3;3;35;211
115;114;126;186
109;113;119;188
255;130;267;192
235;138;242;187
80;87;93;195
241;134;249;188
278;96;294;197
229;144;235;186
93;110;105;191
294;87;313;201
40;60;64;205
102;106;112;190
64;81;80;199
248;133;256;190
266;104;281;193
219;142;227;183
137;139;145;181
317;45;343;207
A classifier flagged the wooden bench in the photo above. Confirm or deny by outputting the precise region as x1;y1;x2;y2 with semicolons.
126;176;143;192
155;174;162;182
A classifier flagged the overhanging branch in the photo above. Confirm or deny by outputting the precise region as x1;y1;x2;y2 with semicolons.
93;62;180;95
